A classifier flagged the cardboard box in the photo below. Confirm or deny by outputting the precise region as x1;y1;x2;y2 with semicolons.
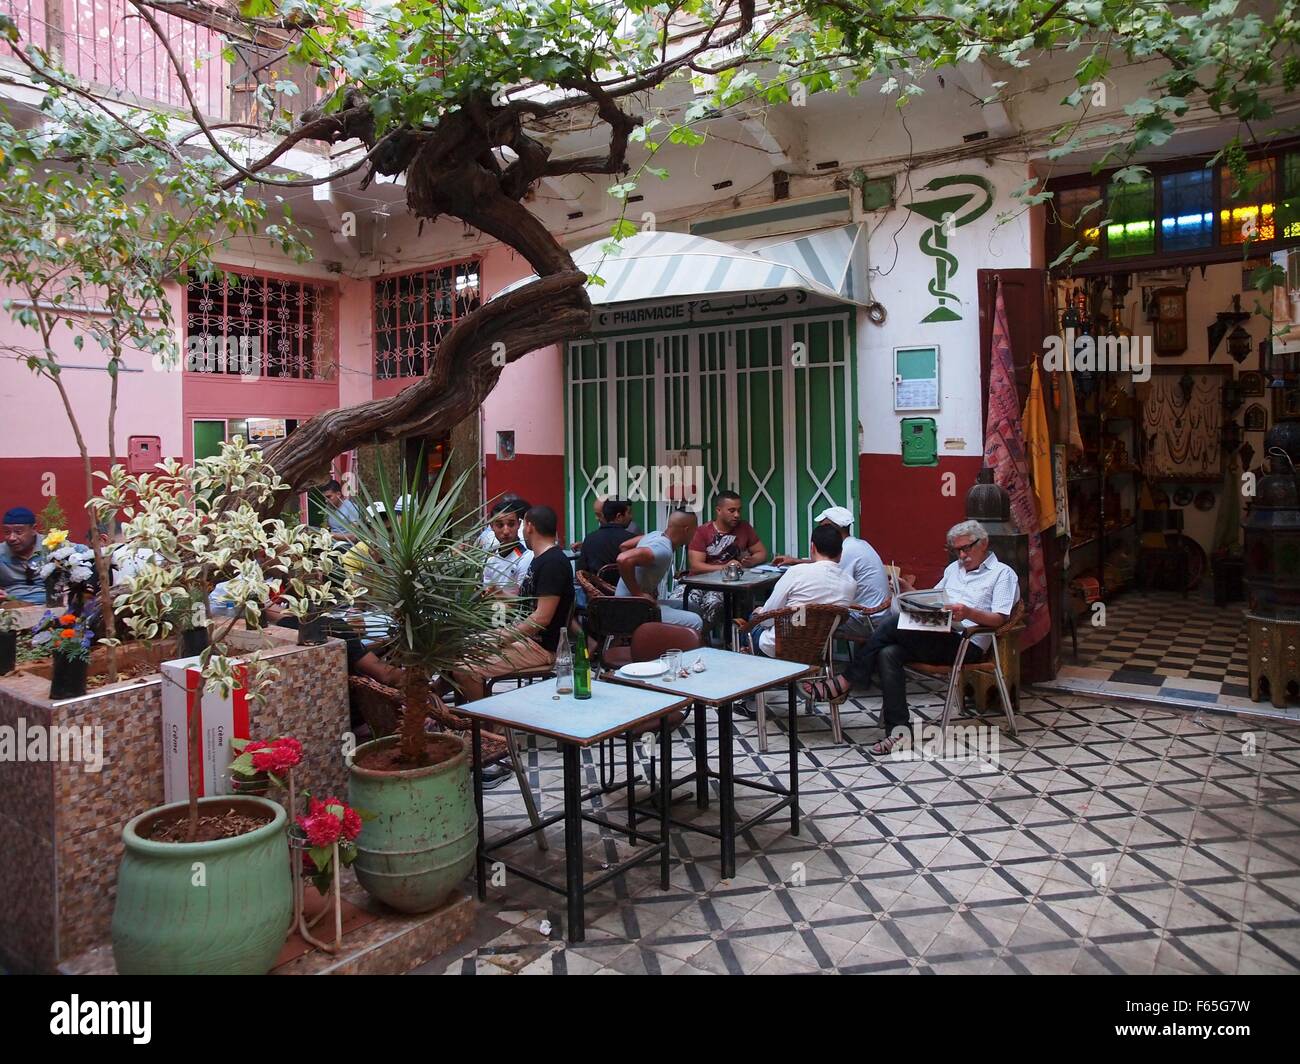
160;656;250;804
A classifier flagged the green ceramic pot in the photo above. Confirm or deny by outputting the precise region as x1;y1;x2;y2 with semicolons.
111;796;292;975
348;734;476;913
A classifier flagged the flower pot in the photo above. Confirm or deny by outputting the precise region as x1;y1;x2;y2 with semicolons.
229;771;272;797
297;616;326;646
348;734;476;913
0;630;16;674
181;626;210;657
111;796;292;975
49;654;88;700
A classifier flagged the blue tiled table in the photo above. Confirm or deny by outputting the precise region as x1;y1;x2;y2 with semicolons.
456;678;690;942
607;647;811;879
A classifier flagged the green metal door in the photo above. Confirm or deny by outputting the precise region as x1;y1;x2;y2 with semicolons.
565;311;856;557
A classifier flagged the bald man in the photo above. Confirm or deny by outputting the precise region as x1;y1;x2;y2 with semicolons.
615;509;703;633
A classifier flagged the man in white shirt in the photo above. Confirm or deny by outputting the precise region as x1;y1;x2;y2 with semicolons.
774;505;889;636
750;524;856;656
481;498;533;595
811;519;1019;755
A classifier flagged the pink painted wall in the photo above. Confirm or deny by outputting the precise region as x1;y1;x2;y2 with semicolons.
478;244;566;516
0;280;185;527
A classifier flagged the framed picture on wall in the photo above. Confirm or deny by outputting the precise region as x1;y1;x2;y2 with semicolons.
1245;403;1269;431
1239;371;1265;397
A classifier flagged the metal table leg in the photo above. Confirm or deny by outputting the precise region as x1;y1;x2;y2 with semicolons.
788;681;800;835
659;713;672;890
562;742;585;943
693;700;709;809
472;719;486;902
718;699;736;879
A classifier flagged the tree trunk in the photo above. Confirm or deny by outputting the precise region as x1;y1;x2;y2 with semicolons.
400;666;434;766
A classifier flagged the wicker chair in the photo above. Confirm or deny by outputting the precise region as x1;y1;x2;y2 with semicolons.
734;603;848;753
348;675;548;850
906;599;1024;737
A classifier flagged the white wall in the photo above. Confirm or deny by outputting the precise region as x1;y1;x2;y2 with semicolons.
858;157;1037;457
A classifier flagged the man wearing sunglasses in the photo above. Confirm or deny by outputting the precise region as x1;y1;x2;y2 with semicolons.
808;519;1018;755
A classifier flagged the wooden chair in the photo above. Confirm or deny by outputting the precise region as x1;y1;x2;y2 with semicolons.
906;599;1024;737
348;675;549;850
734;603;848;752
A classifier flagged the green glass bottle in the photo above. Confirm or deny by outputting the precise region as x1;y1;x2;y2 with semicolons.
573;634;592;700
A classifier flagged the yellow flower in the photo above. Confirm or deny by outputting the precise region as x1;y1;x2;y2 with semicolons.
43;529;68;550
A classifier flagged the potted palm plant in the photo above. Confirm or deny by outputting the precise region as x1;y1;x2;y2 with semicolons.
341;461;521;913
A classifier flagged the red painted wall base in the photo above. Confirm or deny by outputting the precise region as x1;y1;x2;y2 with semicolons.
857;453;985;589
0;456;119;538
484;452;567;542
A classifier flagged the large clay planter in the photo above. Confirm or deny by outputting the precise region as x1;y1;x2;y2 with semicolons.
348;734;476;913
111;796;292;974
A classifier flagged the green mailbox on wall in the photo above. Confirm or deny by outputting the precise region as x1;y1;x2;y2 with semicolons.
900;417;938;467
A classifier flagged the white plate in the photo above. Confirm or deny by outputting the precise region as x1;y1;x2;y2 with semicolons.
617;661;669;679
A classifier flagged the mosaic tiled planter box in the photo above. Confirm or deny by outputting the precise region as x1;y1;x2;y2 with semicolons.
0;626;349;973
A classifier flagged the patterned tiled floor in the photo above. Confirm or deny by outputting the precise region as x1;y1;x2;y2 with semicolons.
1042;590;1300;721
420;687;1300;975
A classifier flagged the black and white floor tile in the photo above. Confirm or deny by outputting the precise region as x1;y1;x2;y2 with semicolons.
1042;590;1300;721
419;688;1300;975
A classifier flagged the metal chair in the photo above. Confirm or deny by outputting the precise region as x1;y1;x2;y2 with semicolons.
734;603;849;752
906;599;1024;737
348;675;549;851
579;570;660;673
596;622;701;835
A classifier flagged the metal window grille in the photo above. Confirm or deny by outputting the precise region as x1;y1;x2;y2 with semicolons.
373;260;481;379
185;270;336;379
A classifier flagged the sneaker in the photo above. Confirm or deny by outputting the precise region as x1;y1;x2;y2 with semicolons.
480;762;513;790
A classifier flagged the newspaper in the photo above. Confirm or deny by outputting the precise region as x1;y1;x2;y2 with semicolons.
896;589;954;633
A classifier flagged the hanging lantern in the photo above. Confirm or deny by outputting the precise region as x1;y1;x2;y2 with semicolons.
1227;295;1253;364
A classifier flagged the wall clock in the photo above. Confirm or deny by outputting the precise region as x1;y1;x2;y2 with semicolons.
1153;286;1187;356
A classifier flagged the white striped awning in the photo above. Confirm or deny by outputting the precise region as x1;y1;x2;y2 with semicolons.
492;223;865;306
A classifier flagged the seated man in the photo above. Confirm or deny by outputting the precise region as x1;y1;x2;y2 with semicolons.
0;507;50;604
687;490;768;633
579;498;636;580
482;497;532;596
476;494;521;551
812;519;1018;755
321;479;361;543
749;524;856;657
774;505;889;638
453;504;575;703
615;509;703;634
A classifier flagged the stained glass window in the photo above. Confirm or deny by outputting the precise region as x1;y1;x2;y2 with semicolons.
374;260;481;379
1105;177;1155;258
1050;184;1103;261
185;271;336;379
1159;169;1214;252
1220;158;1276;245
1279;153;1300;242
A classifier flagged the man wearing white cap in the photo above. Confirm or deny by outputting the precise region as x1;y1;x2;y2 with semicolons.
774;505;889;637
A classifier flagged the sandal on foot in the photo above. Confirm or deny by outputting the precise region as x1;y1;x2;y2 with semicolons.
870;735;904;756
801;677;849;703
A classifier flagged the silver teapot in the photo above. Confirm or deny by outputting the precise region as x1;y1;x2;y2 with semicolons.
723;559;743;582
